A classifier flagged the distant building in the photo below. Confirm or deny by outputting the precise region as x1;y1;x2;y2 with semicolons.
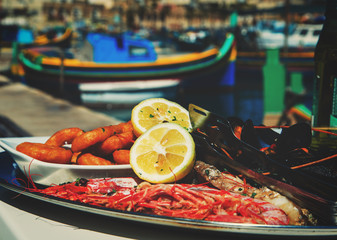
0;0;325;31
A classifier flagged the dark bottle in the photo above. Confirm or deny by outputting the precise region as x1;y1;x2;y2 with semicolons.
311;0;337;151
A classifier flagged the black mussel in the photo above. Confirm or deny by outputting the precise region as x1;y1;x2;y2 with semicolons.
227;117;244;130
273;123;312;153
240;119;262;150
226;117;244;138
255;126;280;146
274;148;312;164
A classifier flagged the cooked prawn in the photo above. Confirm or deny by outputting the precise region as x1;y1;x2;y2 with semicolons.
37;178;289;225
194;160;315;225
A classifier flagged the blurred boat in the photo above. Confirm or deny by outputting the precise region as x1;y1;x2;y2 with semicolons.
79;79;181;108
2;26;73;49
10;27;73;79
287;24;322;49
18;32;236;104
237;21;318;78
235;22;320;82
172;28;212;52
22;27;73;49
254;18;322;50
237;49;314;74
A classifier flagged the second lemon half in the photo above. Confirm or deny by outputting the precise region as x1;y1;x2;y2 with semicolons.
130;122;195;183
131;98;192;137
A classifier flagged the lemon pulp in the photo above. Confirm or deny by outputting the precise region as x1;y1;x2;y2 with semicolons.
130;122;195;183
131;98;192;137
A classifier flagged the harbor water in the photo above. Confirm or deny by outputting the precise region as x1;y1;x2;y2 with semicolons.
96;80;264;126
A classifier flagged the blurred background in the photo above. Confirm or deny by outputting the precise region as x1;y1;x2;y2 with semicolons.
0;0;326;125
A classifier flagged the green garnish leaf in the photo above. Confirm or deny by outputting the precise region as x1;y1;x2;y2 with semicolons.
205;169;210;177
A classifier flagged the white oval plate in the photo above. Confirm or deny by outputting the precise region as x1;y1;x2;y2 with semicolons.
0;137;134;186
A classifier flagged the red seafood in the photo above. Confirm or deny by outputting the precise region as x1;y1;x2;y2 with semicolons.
39;178;139;204
45;127;84;147
194;160;315;225
36;178;289;225
16;142;72;164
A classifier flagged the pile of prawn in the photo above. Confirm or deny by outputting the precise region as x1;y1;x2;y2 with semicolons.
16;121;136;165
194;161;316;225
35;177;289;225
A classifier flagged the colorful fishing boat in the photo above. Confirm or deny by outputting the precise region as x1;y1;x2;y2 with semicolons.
18;32;236;104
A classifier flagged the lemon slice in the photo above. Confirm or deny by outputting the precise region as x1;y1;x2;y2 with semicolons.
131;98;192;137
130;122;195;183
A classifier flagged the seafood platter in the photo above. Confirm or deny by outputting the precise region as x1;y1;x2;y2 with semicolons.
0;98;337;237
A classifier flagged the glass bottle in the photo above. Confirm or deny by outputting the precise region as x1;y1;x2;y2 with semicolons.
311;0;337;151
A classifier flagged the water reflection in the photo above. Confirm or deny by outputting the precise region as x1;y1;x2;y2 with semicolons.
178;87;263;125
100;87;264;126
235;89;263;125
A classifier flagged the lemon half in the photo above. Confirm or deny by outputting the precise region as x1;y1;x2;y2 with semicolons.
130;122;195;183
131;98;192;137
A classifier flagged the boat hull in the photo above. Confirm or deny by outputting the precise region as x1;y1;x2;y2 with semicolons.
79;79;181;108
19;33;236;105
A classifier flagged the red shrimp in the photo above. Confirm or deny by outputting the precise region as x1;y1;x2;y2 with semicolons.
194;160;312;225
35;178;289;225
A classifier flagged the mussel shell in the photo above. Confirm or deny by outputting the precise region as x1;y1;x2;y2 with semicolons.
240;119;262;150
274;123;312;153
255;126;280;146
227;117;244;130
